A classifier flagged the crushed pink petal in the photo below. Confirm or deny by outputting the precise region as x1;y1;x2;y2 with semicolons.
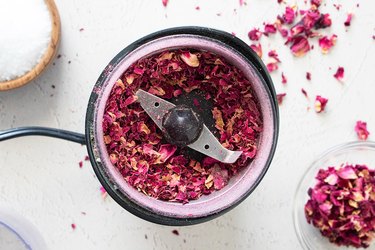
318;35;337;54
355;121;370;140
314;95;328;113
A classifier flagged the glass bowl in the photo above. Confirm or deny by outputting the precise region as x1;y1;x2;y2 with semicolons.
294;141;375;250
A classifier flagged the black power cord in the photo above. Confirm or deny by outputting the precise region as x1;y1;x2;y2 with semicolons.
0;127;86;145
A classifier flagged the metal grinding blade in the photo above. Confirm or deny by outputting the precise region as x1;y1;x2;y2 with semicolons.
135;89;243;164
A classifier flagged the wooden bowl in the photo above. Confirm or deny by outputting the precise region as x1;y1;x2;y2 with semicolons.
0;0;61;91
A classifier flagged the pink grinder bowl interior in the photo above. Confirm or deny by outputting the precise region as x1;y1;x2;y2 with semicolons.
85;27;279;225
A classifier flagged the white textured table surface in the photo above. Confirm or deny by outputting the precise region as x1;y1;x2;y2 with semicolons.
0;0;374;249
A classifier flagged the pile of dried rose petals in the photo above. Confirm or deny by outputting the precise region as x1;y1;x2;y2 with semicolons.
305;164;375;248
103;49;262;203
249;1;336;58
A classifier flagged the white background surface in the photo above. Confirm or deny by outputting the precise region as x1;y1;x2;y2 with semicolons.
0;0;374;249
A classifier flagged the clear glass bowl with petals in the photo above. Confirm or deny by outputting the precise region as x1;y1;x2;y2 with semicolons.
294;141;375;250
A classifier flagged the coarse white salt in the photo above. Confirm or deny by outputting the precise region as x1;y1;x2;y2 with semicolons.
0;0;52;82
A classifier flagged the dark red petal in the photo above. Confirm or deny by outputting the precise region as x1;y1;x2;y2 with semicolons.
276;93;286;105
306;72;311;80
333;67;345;81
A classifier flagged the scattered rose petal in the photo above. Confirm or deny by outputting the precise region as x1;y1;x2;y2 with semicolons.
282;72;287;84
301;88;308;98
344;13;353;26
314;95;328;113
100;186;108;199
333;4;341;11
267;62;279;73
248;28;262;41
250;43;262;58
84;156;89;161
268;50;281;62
276;93;286;105
311;0;322;8
79;28;84;32
172;230;179;236
318;35;337;54
306;72;311;80
78;161;83;168
315;13;332;29
281;6;296;24
289;36;310;57
195;6;200;10
71;223;76;230
355;121;370;140
162;0;168;7
333;67;344;81
263;23;277;35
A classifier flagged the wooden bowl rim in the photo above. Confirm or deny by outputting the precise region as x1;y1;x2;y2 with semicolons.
0;0;61;91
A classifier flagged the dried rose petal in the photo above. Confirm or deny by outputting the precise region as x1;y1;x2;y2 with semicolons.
318;35;337;54
263;23;277;35
180;52;199;67
333;67;344;81
172;230;179;236
301;88;308;98
355;121;370;140
268;50;281;62
310;0;322;8
306;72;311;80
305;164;375;248
315;13;332;29
282;6;296;24
250;43;262;58
248;28;262;41
337;165;358;180
344;13;353;26
276;93;286;105
267;62;278;73
314;95;328;113
289;36;310;57
281;72;287;84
